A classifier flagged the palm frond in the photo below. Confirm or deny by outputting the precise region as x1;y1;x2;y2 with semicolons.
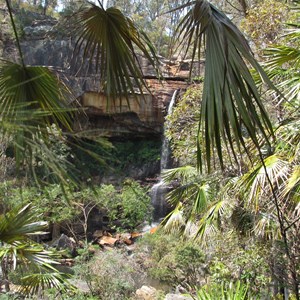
162;165;198;184
237;155;290;210
195;199;231;242
0;205;74;296
175;0;274;171
254;212;280;240
0;61;74;130
192;183;209;214
72;4;159;103
0;242;60;271
161;202;185;234
0;204;47;243
19;272;75;296
0;61;78;184
263;23;300;103
282;165;300;203
264;46;300;69
166;184;192;206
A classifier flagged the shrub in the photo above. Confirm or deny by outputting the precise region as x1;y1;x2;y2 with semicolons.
136;231;205;289
73;250;146;300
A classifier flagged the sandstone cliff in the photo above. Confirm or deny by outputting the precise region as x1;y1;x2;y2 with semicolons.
1;13;203;138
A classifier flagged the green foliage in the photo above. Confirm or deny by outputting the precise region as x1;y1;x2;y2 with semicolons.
0;204;75;296
71;139;160;178
194;280;250;300
0;180;151;232
0;60;76;185
241;0;292;50
166;86;202;165
208;232;271;297
136;232;205;288
106;179;152;229
0;183;78;224
263;19;300;108
136;230;273;297
110;140;161;170
46;289;98;300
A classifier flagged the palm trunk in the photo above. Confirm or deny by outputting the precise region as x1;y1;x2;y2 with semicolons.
1;259;10;292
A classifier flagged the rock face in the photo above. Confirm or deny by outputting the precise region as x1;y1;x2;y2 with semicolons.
79;79;188;138
2;16;200;138
1;12;206;140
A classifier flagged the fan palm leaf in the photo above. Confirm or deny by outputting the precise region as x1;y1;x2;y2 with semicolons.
254;212;280;239
72;3;159;104
264;22;300;104
0;61;74;129
162;165;198;184
0;204;47;243
163;166;211;215
282;165;300;204
237;155;291;211
161;202;185;233
19;272;75;296
161;165;223;240
191;183;209;214
174;0;274;171
276;119;300;159
195;199;231;241
0;60;77;184
0;205;75;295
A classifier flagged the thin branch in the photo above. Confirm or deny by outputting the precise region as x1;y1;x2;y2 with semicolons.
224;0;244;14
5;0;25;67
258;150;299;300
97;0;104;9
284;215;300;232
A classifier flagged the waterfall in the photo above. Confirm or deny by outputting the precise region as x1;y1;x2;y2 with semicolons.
151;90;179;220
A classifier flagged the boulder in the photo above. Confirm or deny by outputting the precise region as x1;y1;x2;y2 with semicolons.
98;236;118;247
136;285;159;300
51;234;76;251
92;229;103;239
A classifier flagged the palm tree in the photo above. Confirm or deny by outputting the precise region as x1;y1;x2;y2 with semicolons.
160;165;231;243
1;0;277;177
0;204;75;296
264;19;300;108
161;123;299;297
159;3;299;298
1;0;291;297
69;0;275;172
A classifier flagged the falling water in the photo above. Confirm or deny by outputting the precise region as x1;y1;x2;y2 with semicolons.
151;90;179;220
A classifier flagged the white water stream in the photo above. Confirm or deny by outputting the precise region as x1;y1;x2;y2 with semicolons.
151;90;178;220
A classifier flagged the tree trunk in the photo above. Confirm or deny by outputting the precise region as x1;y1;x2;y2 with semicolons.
43;0;48;15
52;223;61;240
237;0;248;16
1;259;10;292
